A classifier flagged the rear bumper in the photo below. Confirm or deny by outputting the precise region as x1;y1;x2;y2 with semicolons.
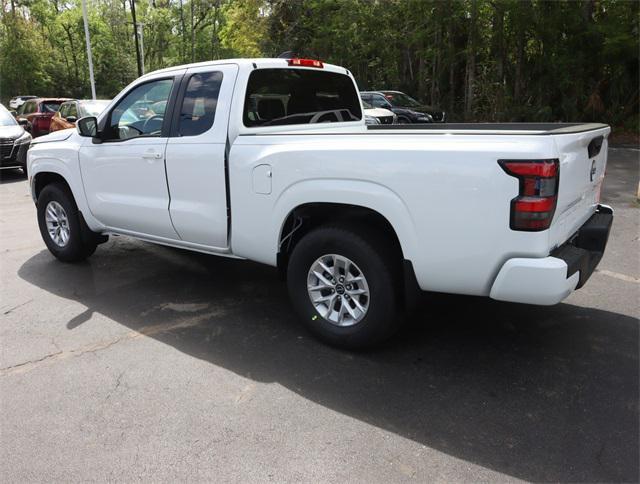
490;204;613;305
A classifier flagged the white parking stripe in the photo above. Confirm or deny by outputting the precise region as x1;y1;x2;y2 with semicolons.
596;269;640;284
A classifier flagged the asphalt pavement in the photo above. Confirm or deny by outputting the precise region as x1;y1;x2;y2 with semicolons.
0;147;638;482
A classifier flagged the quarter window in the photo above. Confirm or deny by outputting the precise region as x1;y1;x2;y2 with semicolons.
178;71;223;137
107;78;173;140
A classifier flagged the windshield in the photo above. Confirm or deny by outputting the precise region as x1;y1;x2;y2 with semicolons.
41;102;63;113
385;92;421;108
80;100;110;117
362;100;373;109
0;108;17;127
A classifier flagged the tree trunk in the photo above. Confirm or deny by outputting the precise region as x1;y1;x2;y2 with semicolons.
190;0;195;62
179;0;186;63
63;25;80;91
492;1;505;120
514;1;530;107
464;0;477;120
430;24;441;107
446;0;455;115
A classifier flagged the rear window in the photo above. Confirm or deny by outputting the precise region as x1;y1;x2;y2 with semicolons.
41;102;63;113
243;68;362;127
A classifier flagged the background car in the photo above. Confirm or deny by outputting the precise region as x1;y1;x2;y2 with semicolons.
360;91;432;124
9;95;37;110
378;90;446;123
16;97;70;137
0;104;32;172
362;100;397;125
50;99;111;132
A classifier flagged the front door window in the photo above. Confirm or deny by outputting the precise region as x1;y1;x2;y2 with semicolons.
106;79;173;140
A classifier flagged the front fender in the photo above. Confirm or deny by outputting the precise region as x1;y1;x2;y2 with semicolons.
28;144;104;233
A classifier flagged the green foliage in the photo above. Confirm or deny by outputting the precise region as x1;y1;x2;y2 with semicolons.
0;0;638;128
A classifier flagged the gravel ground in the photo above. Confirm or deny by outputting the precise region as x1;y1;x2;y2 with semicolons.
0;147;638;482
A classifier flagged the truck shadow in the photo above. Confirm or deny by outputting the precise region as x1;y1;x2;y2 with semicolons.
0;168;27;184
18;238;639;483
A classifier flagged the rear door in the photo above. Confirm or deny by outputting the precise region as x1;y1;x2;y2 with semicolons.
164;63;238;248
549;126;611;247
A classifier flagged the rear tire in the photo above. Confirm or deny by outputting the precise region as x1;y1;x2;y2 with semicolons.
37;183;98;262
287;225;401;349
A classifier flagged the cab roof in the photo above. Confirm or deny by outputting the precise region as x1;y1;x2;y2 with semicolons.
142;58;350;79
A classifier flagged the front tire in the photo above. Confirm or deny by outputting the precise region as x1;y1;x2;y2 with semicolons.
37;183;97;262
287;225;401;349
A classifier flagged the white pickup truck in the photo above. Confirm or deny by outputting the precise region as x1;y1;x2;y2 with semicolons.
27;57;613;348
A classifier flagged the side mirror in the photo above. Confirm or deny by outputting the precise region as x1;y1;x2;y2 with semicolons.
77;116;98;138
66;116;77;123
18;119;31;132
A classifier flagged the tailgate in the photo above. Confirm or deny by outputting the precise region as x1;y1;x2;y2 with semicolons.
549;126;611;248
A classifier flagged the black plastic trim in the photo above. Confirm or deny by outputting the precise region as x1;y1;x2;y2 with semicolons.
588;135;604;158
551;205;613;288
367;123;607;133
241;123;608;136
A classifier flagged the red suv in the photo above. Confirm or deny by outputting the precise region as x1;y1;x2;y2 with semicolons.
16;98;70;137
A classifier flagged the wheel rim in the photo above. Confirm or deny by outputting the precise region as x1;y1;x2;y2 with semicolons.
45;201;70;247
307;254;370;327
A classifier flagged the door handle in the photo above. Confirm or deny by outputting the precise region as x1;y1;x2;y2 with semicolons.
142;151;162;160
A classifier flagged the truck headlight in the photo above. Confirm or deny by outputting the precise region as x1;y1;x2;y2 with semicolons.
415;113;433;123
365;115;381;125
15;131;32;145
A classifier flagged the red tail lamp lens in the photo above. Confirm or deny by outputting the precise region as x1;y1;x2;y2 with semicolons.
499;159;560;231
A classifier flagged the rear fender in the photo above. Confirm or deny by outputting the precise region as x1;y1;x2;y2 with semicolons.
273;179;419;264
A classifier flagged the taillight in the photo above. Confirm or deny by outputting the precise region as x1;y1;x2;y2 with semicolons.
287;58;324;68
499;159;559;231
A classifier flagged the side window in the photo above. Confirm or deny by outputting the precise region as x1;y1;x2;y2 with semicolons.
107;78;173;140
59;103;69;118
67;103;78;119
23;101;36;114
178;71;223;137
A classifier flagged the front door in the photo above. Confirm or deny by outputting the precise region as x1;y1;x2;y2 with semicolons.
79;75;182;240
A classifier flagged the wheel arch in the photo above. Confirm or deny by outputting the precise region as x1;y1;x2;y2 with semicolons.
33;171;71;202
30;162;104;233
272;180;421;292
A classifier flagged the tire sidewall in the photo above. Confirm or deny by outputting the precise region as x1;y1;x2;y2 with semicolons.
287;227;398;348
37;184;87;262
